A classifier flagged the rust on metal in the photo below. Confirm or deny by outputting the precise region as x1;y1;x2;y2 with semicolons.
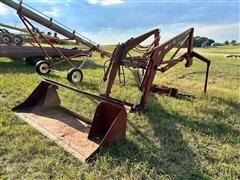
103;28;211;111
0;0;112;82
12;80;127;162
0;46;88;59
0;0;112;58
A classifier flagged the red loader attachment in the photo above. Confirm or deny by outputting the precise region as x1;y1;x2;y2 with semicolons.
103;28;211;111
12;79;127;162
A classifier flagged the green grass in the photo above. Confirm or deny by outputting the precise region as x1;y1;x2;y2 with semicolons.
0;45;240;179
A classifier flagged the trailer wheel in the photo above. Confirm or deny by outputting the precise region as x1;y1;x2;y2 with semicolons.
36;61;50;75
26;56;44;66
67;68;83;83
32;57;44;65
26;57;35;65
13;35;23;46
1;34;11;44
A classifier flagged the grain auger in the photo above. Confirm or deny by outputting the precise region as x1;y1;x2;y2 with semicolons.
0;0;112;83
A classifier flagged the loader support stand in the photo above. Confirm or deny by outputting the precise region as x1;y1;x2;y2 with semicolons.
191;51;211;94
103;28;211;111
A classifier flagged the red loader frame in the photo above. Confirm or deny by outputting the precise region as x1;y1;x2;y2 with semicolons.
103;28;211;111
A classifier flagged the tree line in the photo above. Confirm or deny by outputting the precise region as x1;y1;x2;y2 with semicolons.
186;36;239;47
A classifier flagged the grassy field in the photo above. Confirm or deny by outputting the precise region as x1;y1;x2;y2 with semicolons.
0;45;239;179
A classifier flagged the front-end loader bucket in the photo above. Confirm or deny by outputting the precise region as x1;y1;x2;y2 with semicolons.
12;80;127;162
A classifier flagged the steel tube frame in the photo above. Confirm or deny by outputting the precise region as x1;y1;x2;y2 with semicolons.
19;15;52;62
19;14;78;68
103;28;211;111
0;0;112;57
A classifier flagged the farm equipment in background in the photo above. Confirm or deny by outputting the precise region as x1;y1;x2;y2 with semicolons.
0;22;63;45
0;28;23;46
0;45;89;65
0;0;111;83
0;23;87;65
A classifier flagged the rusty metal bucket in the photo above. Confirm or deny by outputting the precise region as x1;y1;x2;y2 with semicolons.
12;79;127;162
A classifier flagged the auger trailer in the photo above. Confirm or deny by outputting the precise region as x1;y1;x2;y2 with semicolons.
0;0;111;83
0;45;89;66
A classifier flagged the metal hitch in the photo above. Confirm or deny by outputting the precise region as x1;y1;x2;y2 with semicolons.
12;79;127;162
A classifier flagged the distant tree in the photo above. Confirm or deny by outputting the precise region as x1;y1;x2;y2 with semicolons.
212;43;222;47
182;36;215;47
191;36;215;47
208;39;215;46
231;40;237;45
194;36;208;47
224;40;229;45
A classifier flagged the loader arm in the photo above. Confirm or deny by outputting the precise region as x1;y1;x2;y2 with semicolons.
139;28;194;106
104;28;160;96
103;28;210;111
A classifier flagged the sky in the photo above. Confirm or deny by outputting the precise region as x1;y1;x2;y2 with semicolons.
0;0;239;44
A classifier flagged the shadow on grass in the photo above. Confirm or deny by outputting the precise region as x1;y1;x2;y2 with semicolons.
178;71;206;79
0;58;104;74
142;97;207;178
0;59;35;74
195;96;240;128
208;96;239;114
86;96;207;178
180;118;239;144
91;94;239;178
47;59;104;71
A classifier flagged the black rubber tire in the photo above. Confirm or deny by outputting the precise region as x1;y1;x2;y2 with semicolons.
26;56;44;66
1;34;11;44
32;57;44;66
13;35;23;46
26;57;34;65
67;68;83;83
35;60;50;75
